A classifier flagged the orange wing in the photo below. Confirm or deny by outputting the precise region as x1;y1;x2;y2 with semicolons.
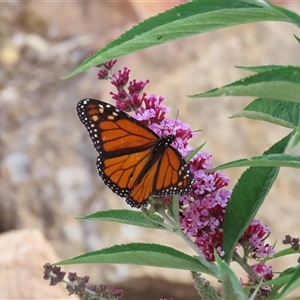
96;148;153;199
77;99;158;157
77;99;159;204
153;146;193;195
126;146;193;206
127;159;160;207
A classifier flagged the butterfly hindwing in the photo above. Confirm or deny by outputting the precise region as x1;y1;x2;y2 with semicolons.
126;146;193;207
127;159;160;207
153;146;193;196
96;148;153;199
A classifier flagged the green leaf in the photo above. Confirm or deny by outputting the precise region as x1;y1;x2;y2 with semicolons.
290;129;300;148
235;65;293;73
268;0;300;28
222;133;293;263
231;98;299;128
54;243;216;276
264;269;294;286
63;0;300;78
290;106;300;148
214;250;245;298
192;66;300;103
268;267;295;297
186;141;206;162
276;264;300;299
76;209;166;230
209;153;300;171
222;274;246;300
294;34;300;44
268;247;299;260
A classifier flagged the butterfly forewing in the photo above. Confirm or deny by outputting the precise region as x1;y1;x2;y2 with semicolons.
77;99;158;157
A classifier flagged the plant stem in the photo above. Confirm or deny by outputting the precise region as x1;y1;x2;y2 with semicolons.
163;208;219;276
232;251;260;282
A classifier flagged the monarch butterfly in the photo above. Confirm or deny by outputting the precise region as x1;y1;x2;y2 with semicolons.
77;98;193;208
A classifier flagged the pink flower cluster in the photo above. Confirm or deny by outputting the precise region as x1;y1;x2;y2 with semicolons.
239;219;275;296
240;219;275;259
180;151;231;261
97;60;194;158
241;262;273;297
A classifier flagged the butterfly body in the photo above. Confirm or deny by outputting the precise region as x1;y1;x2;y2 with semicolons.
77;99;193;208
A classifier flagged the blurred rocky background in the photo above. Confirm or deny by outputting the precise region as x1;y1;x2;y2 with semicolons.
0;1;299;299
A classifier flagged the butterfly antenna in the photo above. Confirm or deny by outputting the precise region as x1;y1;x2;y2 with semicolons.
163;109;179;137
192;128;203;134
172;109;179;133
